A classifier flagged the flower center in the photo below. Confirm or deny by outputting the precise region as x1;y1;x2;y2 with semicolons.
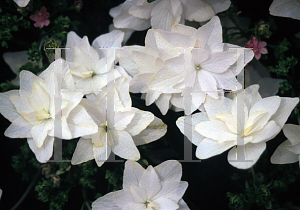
195;64;201;70
36;108;51;121
81;71;95;78
145;200;158;209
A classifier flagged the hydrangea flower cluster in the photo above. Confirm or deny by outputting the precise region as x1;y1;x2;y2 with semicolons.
92;160;189;210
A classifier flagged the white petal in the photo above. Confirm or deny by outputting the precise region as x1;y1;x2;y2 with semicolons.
171;24;197;36
270;97;299;128
244;84;262;109
154;31;181;61
27;136;54;163
114;189;145;209
113;1;151;30
123;160;145;190
114;76;132;109
271;140;299;164
198;70;218;97
66;31;82;63
196;138;235;159
61;91;84;117
67;105;98;138
111;130;140;161
130;185;147;203
283;124;300;145
92;30;124;59
201;51;237;73
151;0;182;31
13;0;30;7
129;2;157;19
228;142;266;169
249;96;281;124
124;107;154;136
132;116;167;146
31;119;53;148
118;46;145;77
139;165;161;199
155;94;172;115
153;181;188;203
130;73;153;93
145;90;161;106
269;0;300;20
132;51;158;74
204;96;232;121
155;29;192;48
71;138;94;165
148;66;183;93
192;16;222;51
92;191;121;210
0;90;20;122
93;145;111;167
19;70;43;98
114;111;135;131
154;160;182;182
178;199;190;210
4;116;32;138
195;120;237;142
152;197;179;210
249;121;281;143
181;0;214;22
176;113;208;146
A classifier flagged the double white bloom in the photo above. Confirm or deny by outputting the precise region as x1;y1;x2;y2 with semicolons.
71;77;167;167
177;85;299;169
0;59;98;162
110;0;231;31
119;16;253;115
92;160;189;210
66;30;130;95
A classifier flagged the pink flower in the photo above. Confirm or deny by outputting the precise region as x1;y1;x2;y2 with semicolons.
246;36;268;60
30;6;50;28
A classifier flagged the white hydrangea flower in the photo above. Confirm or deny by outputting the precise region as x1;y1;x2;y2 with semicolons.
176;84;299;169
66;30;130;95
269;0;300;20
109;0;231;31
0;59;98;163
271;124;300;166
13;0;30;7
71;77;167;167
92;160;189;210
118;16;253;115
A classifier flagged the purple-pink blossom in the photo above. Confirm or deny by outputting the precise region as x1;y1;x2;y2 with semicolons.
246;36;268;60
30;6;50;28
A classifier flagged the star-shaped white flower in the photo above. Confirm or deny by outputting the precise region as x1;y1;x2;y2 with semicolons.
0;59;98;163
66;30;130;95
176;84;299;169
71;77;167;167
271;124;300;166
269;0;300;20
92;160;189;210
119;16;253;115
110;0;231;31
